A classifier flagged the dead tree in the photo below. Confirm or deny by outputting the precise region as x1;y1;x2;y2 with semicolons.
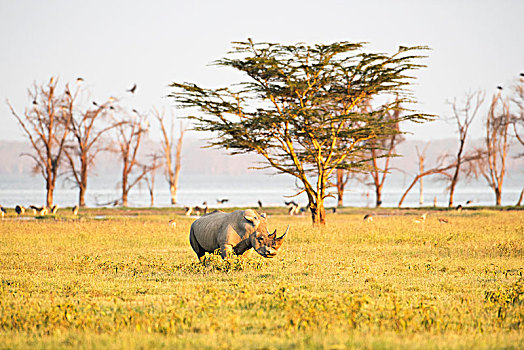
335;169;350;207
63;83;121;207
511;74;524;147
416;144;429;205
142;153;163;207
398;152;480;208
112;110;151;207
471;92;511;206
8;77;72;207
155;109;186;204
445;91;484;207
511;75;524;205
368;109;404;207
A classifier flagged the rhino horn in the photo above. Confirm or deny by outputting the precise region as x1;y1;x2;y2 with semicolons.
276;225;289;240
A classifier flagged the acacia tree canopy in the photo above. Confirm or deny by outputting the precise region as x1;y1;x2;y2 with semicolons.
169;40;431;224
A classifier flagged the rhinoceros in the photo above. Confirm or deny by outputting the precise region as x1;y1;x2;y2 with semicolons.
189;209;288;260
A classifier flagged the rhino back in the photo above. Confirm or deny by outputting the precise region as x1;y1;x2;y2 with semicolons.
190;210;249;252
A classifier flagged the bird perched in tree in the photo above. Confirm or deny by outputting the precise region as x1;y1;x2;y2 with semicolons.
72;205;79;216
51;205;58;214
363;214;373;222
15;205;25;216
127;84;137;94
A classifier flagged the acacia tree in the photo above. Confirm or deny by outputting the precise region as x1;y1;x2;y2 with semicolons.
170;40;430;224
8;77;71;207
63;83;121;207
471;92;511;205
445;91;484;207
154;109;186;204
112;110;151;206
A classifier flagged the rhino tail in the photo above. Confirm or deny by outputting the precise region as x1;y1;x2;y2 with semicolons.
189;226;206;260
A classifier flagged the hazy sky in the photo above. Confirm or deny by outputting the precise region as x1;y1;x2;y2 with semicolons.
1;0;523;141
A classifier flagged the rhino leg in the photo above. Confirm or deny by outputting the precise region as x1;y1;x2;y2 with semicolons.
220;244;234;258
189;228;206;260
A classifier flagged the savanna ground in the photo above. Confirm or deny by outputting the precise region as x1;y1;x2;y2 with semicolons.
0;206;522;349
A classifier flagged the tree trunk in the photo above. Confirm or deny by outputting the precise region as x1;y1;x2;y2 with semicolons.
495;188;501;206
122;190;128;207
516;188;524;206
79;185;86;208
122;167;128;207
337;193;344;207
309;201;326;225
419;176;424;205
150;190;154;207
46;183;54;208
375;185;383;207
336;169;345;207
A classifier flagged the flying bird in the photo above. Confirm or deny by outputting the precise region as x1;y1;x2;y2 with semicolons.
76;77;84;82
93;101;99;106
127;84;137;94
521;73;524;77
216;198;229;204
497;86;503;90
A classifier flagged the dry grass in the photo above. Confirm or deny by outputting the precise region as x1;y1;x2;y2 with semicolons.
0;208;523;349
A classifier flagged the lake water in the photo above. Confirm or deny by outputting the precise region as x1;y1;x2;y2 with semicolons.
0;172;522;209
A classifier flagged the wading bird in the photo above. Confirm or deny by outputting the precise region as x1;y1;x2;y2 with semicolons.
15;205;25;216
413;212;427;223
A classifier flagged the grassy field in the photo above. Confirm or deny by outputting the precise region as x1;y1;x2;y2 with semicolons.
0;207;523;349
